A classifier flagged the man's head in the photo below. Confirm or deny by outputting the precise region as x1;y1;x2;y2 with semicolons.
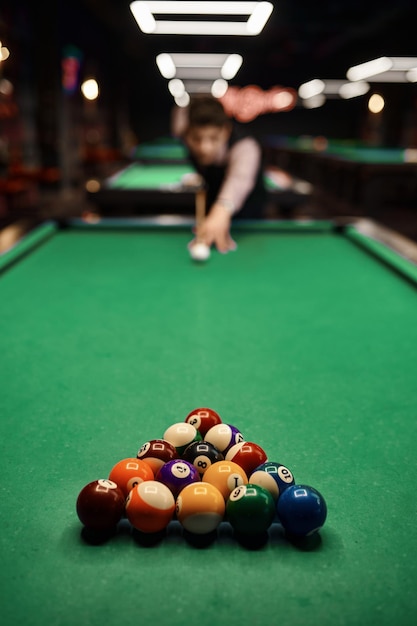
184;96;232;166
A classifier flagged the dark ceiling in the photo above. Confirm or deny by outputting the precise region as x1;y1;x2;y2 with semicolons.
76;0;417;89
1;1;416;140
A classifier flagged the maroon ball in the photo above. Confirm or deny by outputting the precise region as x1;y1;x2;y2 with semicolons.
136;438;178;474
76;479;125;530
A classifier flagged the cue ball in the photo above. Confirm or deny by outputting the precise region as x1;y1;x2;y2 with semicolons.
176;482;225;534
76;479;125;531
125;480;175;533
108;457;154;497
276;484;327;537
189;242;210;262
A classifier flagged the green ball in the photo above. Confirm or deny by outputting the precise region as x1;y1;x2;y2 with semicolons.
226;483;275;535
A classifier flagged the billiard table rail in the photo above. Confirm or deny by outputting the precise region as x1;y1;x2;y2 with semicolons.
85;163;312;218
1;217;417;287
333;217;417;286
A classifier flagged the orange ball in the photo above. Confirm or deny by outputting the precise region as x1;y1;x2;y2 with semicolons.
125;480;175;533
108;457;154;497
203;460;248;501
176;482;225;534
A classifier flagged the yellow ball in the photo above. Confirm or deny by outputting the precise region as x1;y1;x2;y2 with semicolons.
176;482;225;534
203;460;248;501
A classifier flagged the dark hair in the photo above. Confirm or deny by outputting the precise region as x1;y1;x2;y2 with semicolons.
188;95;230;128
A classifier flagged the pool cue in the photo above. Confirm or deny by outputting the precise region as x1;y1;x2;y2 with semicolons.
195;188;207;243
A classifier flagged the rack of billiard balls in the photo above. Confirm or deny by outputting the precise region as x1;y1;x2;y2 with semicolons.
76;408;327;544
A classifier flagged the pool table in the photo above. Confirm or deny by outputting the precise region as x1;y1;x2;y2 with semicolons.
86;161;311;217
86;162;202;214
1;218;417;626
266;138;417;214
312;146;417;212
130;136;190;164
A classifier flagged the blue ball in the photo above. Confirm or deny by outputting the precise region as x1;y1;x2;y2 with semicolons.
276;484;327;537
249;461;295;500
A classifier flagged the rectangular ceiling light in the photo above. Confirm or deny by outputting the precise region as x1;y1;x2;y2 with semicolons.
299;78;370;101
168;77;226;98
174;67;222;80
390;57;417;70
182;80;216;93
347;56;417;82
365;71;409;83
156;52;243;80
130;1;273;36
339;81;370;99
322;80;370;98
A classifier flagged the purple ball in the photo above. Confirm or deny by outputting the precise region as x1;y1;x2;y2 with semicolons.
155;459;200;498
225;425;244;453
204;423;244;455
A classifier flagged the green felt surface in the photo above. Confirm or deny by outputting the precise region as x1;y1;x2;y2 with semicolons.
270;136;416;164
106;163;196;189
131;136;189;162
106;163;284;193
323;146;412;164
1;222;417;626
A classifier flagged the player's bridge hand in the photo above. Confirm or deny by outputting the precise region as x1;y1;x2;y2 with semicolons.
201;204;237;254
181;172;204;188
189;228;237;255
208;230;237;255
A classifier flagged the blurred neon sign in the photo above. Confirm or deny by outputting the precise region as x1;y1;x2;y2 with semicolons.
220;85;297;122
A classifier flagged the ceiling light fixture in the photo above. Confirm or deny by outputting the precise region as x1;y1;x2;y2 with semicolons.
298;79;325;100
298;78;370;102
302;94;326;109
339;81;370;99
130;1;273;36
346;56;417;82
406;67;417;83
156;53;243;80
347;57;393;81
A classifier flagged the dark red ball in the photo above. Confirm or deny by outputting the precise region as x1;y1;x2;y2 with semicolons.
76;479;125;530
136;438;178;474
225;441;268;476
184;407;222;437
